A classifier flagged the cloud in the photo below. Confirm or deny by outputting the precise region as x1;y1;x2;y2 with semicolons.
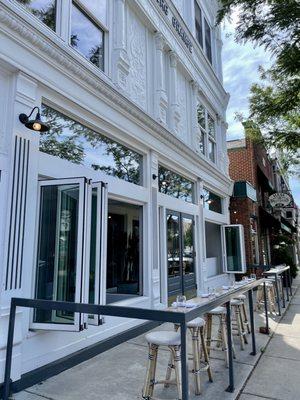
222;20;300;205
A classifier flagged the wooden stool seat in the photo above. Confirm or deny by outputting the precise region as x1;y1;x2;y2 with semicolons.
187;317;206;328
145;331;181;346
209;306;226;315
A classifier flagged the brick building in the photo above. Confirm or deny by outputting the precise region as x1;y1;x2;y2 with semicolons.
227;136;298;270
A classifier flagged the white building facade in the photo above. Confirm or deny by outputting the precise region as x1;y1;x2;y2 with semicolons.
0;0;245;387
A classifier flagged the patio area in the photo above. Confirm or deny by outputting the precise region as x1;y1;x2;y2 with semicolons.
12;279;300;400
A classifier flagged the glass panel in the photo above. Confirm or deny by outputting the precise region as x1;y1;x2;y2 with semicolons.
34;184;79;324
194;1;203;47
41;104;143;185
182;216;196;299
79;0;107;25
106;200;143;303
197;104;206;129
205;222;222;277
17;0;56;30
203;188;222;213
167;213;180;281
225;226;242;272
198;130;205;154
208;114;215;138
71;2;104;70
158;166;194;203
208;139;215;163
204;18;212;63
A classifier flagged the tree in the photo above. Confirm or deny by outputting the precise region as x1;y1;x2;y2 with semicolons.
217;0;300;172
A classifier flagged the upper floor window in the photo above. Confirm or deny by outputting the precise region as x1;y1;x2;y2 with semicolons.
158;165;194;203
17;0;56;31
197;104;216;163
203;188;223;213
194;1;212;64
40;104;143;185
71;1;105;71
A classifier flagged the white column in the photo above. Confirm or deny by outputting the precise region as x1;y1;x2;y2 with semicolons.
219;118;229;175
216;27;223;82
169;51;181;135
112;0;130;91
154;33;168;125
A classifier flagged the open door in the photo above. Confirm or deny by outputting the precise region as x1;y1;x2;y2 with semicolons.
89;181;108;325
31;177;90;331
222;224;246;274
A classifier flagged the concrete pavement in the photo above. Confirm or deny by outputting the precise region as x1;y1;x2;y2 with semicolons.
239;276;300;400
13;280;299;400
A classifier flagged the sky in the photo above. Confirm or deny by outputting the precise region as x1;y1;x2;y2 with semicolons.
222;18;300;206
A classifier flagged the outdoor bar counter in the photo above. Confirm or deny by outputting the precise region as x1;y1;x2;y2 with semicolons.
263;265;292;315
3;278;269;400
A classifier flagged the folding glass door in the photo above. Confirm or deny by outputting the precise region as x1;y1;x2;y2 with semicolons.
222;224;246;273
32;178;108;331
166;211;196;302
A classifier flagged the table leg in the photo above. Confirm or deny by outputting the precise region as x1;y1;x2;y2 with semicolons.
288;268;293;296
281;274;286;308
274;275;281;316
225;301;235;393
248;289;256;355
263;282;270;334
181;321;189;400
285;271;290;302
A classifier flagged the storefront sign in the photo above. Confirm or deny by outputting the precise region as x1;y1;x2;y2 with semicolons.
155;0;193;53
269;193;292;207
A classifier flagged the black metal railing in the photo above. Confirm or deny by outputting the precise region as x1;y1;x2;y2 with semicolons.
2;279;271;400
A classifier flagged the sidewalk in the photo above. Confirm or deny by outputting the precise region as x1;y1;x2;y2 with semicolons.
13;281;299;400
240;276;300;400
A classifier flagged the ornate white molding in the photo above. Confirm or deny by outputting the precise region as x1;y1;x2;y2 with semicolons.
0;5;231;186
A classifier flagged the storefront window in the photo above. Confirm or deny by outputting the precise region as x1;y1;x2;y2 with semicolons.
158;166;194;203
203;188;223;213
106;200;143;303
17;0;56;30
71;2;104;70
205;222;222;277
40;104;143;185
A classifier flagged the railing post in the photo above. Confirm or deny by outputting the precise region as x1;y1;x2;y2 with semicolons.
248;289;256;355
225;301;234;393
3;299;17;400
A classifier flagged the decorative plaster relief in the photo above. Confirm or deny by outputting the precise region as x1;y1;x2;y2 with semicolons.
177;70;188;141
127;8;147;110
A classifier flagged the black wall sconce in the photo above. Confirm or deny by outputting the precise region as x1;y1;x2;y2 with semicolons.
152;174;158;180
19;106;49;132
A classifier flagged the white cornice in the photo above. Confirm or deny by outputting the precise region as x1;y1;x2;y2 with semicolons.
0;2;231;187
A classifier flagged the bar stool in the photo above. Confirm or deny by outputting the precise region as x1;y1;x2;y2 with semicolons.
171;317;213;395
206;306;235;367
142;331;182;400
234;294;251;334
230;299;248;350
256;281;276;313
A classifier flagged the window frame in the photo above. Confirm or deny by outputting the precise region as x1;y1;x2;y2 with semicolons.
197;104;216;163
88;181;108;325
222;224;246;274
70;0;107;72
30;177;90;332
194;1;213;64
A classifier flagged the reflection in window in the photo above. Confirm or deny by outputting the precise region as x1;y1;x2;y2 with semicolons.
203;189;223;213
106;200;143;303
225;226;242;272
204;18;212;63
17;0;56;30
40;104;143;185
34;183;80;324
205;222;222;277
159;166;194;203
71;2;104;70
79;0;107;25
194;1;203;48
